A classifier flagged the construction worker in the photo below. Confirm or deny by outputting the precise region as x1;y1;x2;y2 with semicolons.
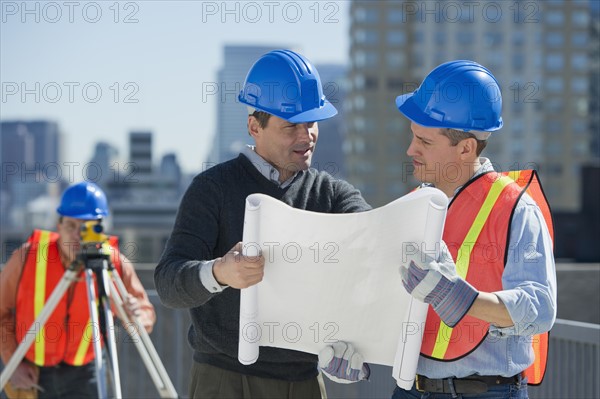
392;60;556;398
155;49;371;398
0;181;156;398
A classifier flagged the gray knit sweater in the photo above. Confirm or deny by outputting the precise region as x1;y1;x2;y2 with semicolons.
155;154;371;381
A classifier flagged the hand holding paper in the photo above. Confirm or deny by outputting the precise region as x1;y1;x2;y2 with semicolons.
318;341;370;384
213;242;265;289
400;241;479;327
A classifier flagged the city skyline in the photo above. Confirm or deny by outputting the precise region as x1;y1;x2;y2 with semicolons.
1;1;351;173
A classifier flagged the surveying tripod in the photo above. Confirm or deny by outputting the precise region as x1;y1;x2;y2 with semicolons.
0;222;178;398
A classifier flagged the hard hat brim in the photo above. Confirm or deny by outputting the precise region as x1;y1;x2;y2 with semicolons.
286;101;338;124
396;92;503;132
395;93;447;129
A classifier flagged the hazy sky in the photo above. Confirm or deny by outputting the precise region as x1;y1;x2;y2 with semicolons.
1;1;350;173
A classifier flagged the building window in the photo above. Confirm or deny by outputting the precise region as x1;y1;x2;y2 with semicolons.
435;31;446;45
572;11;589;26
512;31;525;46
546;53;564;71
573;141;588;157
387;31;406;46
545;98;564;112
545;11;564;25
545;163;563;176
571;77;587;93
353;75;365;90
546;77;564;92
387;53;405;69
457;31;475;45
484;32;503;47
365;77;378;89
546;141;562;156
355;29;378;45
387;9;404;23
354;95;365;110
414;31;424;44
546;32;564;47
354;7;378;23
547;120;563;135
571;32;588;47
512;54;525;71
571;53;587;71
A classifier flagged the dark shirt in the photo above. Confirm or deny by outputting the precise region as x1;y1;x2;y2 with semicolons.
155;154;371;380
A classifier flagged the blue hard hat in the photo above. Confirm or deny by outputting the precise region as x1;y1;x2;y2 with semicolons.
396;60;503;132
238;49;338;123
57;182;109;219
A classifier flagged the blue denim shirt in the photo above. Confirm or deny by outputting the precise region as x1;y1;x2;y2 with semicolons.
417;158;557;378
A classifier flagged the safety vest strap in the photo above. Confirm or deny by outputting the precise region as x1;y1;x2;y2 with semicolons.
502;170;552;385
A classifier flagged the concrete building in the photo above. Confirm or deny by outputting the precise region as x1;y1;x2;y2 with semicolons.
345;0;595;210
0;120;62;227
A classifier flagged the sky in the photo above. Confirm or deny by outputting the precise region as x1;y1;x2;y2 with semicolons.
1;1;351;173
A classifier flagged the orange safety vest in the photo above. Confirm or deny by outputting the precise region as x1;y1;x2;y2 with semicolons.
15;229;123;366
419;170;553;385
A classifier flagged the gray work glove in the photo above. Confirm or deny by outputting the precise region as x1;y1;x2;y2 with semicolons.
318;341;370;384
400;242;479;327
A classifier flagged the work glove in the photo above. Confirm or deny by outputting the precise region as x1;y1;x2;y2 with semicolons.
318;341;370;384
400;242;479;327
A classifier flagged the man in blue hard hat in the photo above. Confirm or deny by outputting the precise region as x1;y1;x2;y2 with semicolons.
155;49;371;398
392;61;556;398
1;182;156;398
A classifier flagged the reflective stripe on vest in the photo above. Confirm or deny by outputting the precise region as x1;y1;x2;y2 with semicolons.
33;231;51;364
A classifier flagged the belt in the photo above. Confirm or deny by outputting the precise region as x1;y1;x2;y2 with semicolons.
415;374;522;394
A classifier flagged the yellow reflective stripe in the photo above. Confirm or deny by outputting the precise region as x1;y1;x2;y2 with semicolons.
431;175;515;359
73;318;93;365
507;170;522;184
34;231;51;365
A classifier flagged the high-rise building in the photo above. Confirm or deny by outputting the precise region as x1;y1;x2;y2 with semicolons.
311;64;348;179
0;120;62;227
89;142;119;185
540;0;593;211
106;132;183;263
590;0;600;159
129;131;153;175
209;45;292;164
346;0;595;211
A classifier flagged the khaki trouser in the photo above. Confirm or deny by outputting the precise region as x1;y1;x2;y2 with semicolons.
189;362;326;399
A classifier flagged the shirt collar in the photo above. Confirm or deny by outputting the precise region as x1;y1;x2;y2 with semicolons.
242;145;302;188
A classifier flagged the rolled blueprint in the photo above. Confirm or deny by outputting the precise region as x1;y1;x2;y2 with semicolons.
237;188;449;387
238;195;261;365
392;190;448;389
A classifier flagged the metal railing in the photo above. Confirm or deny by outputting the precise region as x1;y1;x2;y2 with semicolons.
114;293;600;399
2;297;598;399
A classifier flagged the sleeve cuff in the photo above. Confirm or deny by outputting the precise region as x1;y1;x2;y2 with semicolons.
433;278;479;328
199;260;228;293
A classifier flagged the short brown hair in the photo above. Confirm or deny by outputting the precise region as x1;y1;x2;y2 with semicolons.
250;111;272;129
440;128;488;156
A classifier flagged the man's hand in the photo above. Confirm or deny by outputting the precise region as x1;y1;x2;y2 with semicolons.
318;341;370;384
10;361;39;389
400;242;479;327
212;242;265;289
123;294;142;319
